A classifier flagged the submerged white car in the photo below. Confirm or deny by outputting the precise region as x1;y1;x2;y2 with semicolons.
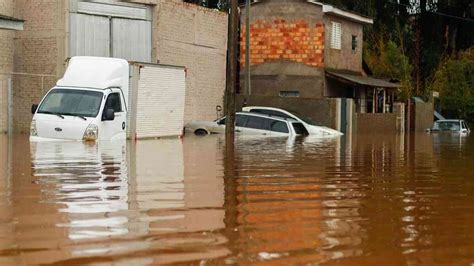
185;112;309;136
242;106;343;136
427;119;470;133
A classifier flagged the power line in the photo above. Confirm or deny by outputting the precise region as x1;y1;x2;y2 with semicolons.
387;1;474;23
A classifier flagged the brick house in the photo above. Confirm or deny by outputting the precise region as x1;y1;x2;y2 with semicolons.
239;0;402;133
4;0;228;133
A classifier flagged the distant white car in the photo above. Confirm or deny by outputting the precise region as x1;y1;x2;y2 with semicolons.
242;106;343;136
185;112;309;136
427;119;470;133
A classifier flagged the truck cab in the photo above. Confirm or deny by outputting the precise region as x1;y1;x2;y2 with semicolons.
30;57;129;141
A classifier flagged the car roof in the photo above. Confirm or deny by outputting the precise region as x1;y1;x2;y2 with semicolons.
243;106;290;112
435;119;464;122
237;111;298;122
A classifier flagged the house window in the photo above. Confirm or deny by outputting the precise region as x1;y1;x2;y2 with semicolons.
331;21;342;49
279;91;300;97
352;35;358;51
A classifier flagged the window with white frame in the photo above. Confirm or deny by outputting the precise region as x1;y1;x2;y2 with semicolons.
331;21;342;49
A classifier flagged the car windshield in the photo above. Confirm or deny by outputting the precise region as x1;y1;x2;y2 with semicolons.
37;89;103;118
432;121;461;131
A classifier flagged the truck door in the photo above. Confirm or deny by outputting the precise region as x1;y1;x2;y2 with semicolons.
101;91;127;140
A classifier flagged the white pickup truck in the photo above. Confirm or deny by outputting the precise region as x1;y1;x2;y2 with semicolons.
30;56;186;141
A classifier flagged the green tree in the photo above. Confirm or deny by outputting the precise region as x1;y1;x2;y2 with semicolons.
365;36;414;100
432;48;474;120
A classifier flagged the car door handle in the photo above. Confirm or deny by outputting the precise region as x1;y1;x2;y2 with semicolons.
236;130;241;133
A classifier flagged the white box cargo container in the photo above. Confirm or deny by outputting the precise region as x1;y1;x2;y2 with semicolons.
128;62;186;140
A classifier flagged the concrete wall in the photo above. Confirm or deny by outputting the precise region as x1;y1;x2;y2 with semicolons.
324;14;363;73
242;61;325;98
0;0;15;133
355;113;397;134
236;94;339;129
13;0;67;133
153;1;228;124
414;101;433;132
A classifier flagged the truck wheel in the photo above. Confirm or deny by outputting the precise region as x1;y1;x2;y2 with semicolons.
194;129;208;136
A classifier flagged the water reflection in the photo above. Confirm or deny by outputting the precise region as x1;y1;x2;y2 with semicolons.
0;132;473;264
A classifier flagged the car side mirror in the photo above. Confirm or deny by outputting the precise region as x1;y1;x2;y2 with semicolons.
103;108;115;121
31;104;38;114
217;119;226;125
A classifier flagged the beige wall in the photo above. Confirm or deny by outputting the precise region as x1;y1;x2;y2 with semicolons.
0;0;14;15
324;14;363;73
0;0;15;133
153;1;228;123
355;113;398;134
13;0;67;133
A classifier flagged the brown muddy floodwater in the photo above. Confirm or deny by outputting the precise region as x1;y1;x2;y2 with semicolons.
0;133;473;265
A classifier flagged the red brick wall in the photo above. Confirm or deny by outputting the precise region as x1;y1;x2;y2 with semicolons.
240;19;325;68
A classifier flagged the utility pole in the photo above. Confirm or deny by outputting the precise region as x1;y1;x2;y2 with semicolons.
245;0;251;95
225;0;238;136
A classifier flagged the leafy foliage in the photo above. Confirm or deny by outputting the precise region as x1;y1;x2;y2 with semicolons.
432;48;474;120
365;36;413;100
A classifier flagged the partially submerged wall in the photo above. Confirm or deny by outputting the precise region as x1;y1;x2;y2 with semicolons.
355;113;397;134
0;0;15;133
414;101;433;132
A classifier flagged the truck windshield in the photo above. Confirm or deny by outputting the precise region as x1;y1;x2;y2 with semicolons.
37;89;103;118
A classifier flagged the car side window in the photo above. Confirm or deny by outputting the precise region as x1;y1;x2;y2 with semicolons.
104;93;122;113
236;115;249;127
270;121;289;133
246;116;270;130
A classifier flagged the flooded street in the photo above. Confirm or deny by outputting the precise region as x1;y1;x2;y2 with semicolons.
0;133;474;265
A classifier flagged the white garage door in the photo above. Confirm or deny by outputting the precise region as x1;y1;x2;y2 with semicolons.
112;18;152;63
70;14;110;57
69;1;152;62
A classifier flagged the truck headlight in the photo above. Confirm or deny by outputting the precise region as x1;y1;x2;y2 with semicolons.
30;120;38;136
83;124;98;141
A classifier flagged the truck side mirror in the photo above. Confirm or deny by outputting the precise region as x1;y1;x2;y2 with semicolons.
103;108;115;121
31;104;38;114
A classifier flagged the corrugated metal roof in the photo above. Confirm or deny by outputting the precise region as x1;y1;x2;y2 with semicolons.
326;71;400;88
